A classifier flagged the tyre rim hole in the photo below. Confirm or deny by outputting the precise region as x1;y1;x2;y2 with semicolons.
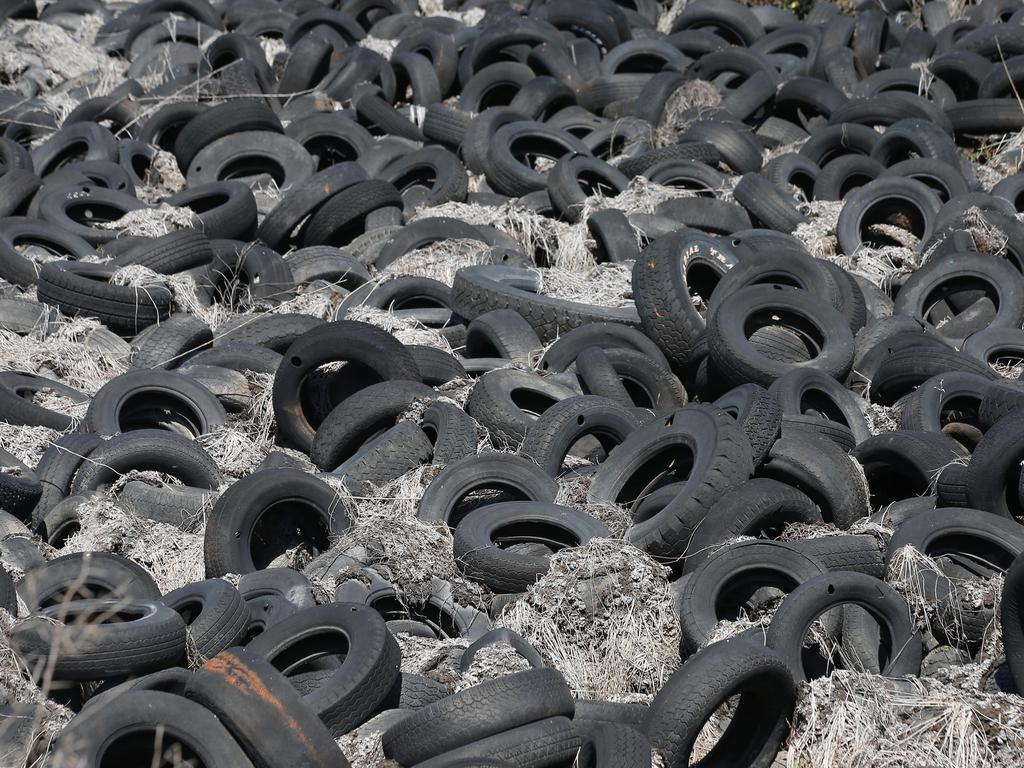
99;729;201;767
744;309;825;360
450;484;530;529
798;390;849;427
685;262;721;308
689;693;741;765
799;605;890;680
837;172;876;201
858;197;928;249
492;520;579;552
509;387;561;419
922;277;999;331
117;390;205;438
249;498;331;571
265;627;351;675
217;155;286;185
615;444;695;518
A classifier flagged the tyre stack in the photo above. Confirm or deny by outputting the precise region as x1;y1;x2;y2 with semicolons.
2;0;1024;766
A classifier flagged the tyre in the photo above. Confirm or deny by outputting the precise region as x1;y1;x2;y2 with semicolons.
10;599;186;679
707;285;856;388
760;432;869;529
160;579;250;660
466;368;578;448
272;319;421;452
382;668;575;766
682;478;822;574
643;638;794;768
85;369;227;436
203;468;349;577
589;405;753;562
454;501;609;592
184;648;345;764
520;395;644;477
51;691;253;768
766;570;921;681
418;452;558;528
245;602;400;736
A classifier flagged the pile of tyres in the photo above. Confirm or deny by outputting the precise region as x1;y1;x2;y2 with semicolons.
3;0;1024;765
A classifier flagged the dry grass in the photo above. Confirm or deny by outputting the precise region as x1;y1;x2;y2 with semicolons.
499;539;680;700
96;204;198;238
783;670;1024;768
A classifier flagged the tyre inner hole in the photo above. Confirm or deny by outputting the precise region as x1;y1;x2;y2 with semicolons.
392;167;437;196
798;389;849;427
909;173;953;203
212;155;286;185
249;498;331;570
452;484;530;528
838;172;876;200
509;135;574;172
66;201;129;225
477;81;521;110
927;534;1017;577
301;361;382;430
686;262;721;307
577;169;620;198
618;53;673;74
858;197;927;249
491;520;580;551
922;277;998;328
117;390;205;438
743;309;824;359
509;387;561;418
618;444;695;518
860;456;931;510
305;136;360;170
270;628;350;676
800;605;889;679
180;192;228;214
99;729;200;768
44;139;89;174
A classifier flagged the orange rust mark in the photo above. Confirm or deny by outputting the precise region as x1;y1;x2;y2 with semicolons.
205;653;326;763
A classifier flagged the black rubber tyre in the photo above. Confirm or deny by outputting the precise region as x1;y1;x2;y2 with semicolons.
417;453;558;528
160;579;250;660
273;320;421;452
310;380;436;470
575;347;687;414
37;260;172;335
643;637;793;768
256;163;368;251
852;431;968;510
789;534;886;579
204;468;349;577
453;265;641;342
173;100;283;172
538;322;669;374
334;420;434;494
589;405;754;562
246;602;400;737
382;668;574;766
10;599;186;680
708;285;856;388
759;432;869;529
465;309;543;364
633;232;740;371
71;429;221;496
965;409;1024;520
130;314;212;370
677;539;827;655
766;570;922;681
713;383;782;468
411;717;580;768
520;395;644;477
454;501;609;593
1002;552;1024;692
51;690;253;768
683;478;823;574
85;369;227;437
111;229;214;275
466;368;578;449
0;448;42;521
769;368;872;447
184;648;347;766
